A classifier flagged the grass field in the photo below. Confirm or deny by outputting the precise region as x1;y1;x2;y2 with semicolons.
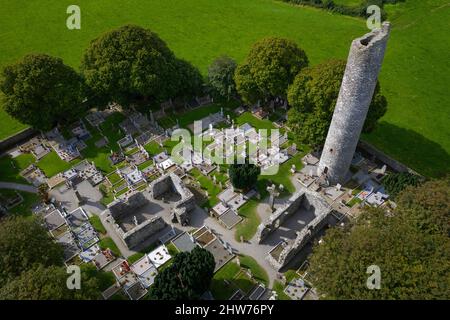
0;0;448;177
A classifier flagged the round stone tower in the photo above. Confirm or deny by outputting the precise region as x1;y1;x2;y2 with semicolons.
317;22;391;185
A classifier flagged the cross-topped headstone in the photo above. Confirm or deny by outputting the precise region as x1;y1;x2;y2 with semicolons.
266;184;280;211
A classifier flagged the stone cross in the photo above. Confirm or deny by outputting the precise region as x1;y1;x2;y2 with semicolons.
212;175;217;184
150;110;154;124
266;184;279;211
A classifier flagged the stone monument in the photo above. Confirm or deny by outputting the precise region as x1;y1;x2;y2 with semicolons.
317;22;391;184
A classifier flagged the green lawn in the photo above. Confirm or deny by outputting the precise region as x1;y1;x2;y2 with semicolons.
89;215;106;234
144;141;164;155
0;190;39;216
235;199;260;242
0;0;448;177
211;260;259;300
98;237;121;257
235;112;276;131
190;168;222;208
37;151;79;177
0;153;35;183
159;101;238;130
257;152;307;198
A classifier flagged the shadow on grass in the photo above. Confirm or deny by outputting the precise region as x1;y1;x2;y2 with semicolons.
363;122;450;178
0;153;34;183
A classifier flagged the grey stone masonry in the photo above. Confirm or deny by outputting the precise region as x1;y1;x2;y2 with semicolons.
318;22;391;184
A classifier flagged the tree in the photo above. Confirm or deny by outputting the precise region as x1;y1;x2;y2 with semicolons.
0;264;101;300
0;54;85;131
174;58;204;99
287;59;387;147
81;24;203;107
395;177;450;236
208;56;237;100
229;162;261;191
150;247;215;300
235;37;308;103
0;216;64;286
307;178;450;299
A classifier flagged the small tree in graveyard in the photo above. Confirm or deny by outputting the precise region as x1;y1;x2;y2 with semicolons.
229;161;261;191
1;54;85;131
208;55;237;100
150;247;215;300
81;24;204;108
235;37;309;103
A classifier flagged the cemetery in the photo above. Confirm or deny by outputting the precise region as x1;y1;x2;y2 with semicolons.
0;89;416;300
0;17;442;301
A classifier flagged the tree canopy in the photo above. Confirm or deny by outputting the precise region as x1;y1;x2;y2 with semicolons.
0;54;85;131
287;59;387;146
307;177;450;299
81;24;203;107
229;162;261;191
0;216;64;286
207;55;237;100
150;247;215;300
235;37;308;103
0;264;101;300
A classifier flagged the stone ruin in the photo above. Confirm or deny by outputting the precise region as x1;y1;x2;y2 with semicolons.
149;173;195;225
256;187;335;270
106;193;166;249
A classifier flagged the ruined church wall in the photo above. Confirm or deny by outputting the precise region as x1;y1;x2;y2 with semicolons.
256;191;305;243
109;192;148;220
122;216;166;249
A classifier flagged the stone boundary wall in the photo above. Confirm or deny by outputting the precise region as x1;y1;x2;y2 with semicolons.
358;141;422;176
0;128;37;153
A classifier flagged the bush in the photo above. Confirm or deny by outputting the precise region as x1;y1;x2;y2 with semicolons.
229;162;261;191
281;0;395;19
381;172;422;199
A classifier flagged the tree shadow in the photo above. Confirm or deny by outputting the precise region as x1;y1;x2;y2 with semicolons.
363;122;450;178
